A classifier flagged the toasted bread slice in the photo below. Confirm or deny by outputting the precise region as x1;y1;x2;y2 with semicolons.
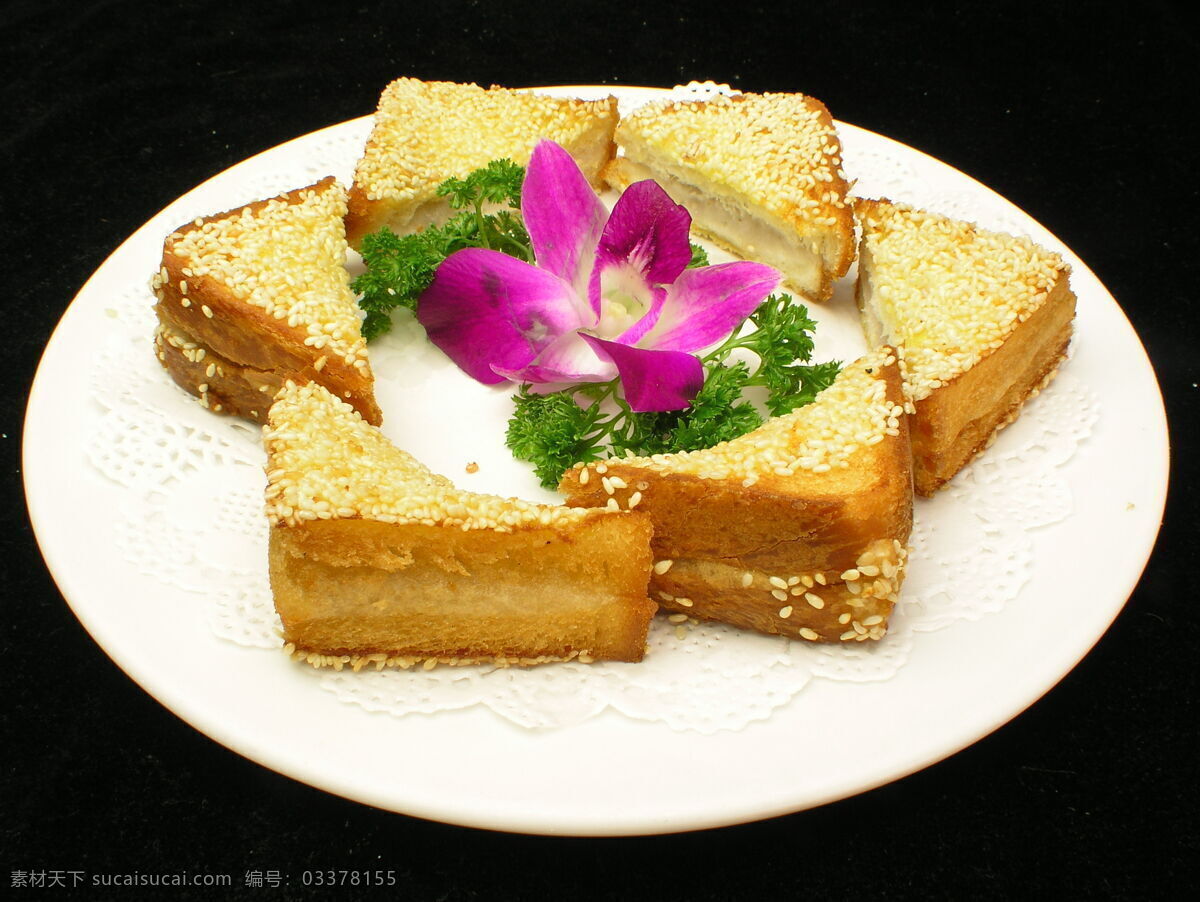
152;177;381;425
344;78;618;247
603;91;854;301
559;349;912;643
265;382;656;669
854;199;1076;495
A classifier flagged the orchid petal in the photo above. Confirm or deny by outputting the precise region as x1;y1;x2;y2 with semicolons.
491;330;615;385
588;179;692;317
416;247;587;385
579;334;704;412
643;262;782;352
522;140;608;298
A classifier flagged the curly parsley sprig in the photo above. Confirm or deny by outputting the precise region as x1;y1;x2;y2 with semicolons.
506;294;841;488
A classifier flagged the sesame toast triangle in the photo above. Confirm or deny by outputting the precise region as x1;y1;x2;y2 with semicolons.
559;348;913;644
152;177;381;425
344;78;618;246
603;90;855;302
265;382;656;668
854;198;1076;495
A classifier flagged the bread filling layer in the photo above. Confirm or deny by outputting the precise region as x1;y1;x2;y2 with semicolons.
613;156;824;296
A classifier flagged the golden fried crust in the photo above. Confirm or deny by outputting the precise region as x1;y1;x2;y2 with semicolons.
853;197;1076;495
153;320;284;422
153;178;381;425
605;91;854;301
654;557;895;643
904;276;1075;495
344;79;618;247
269;514;657;663
559;356;913;642
262;381;657;666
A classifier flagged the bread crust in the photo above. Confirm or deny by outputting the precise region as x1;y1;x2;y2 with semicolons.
264;381;657;666
270;509;657;663
605;91;854;301
153;177;381;425
344;79;618;247
853;198;1077;495
154;321;284;421
559;353;913;642
903;278;1074;495
653;556;896;642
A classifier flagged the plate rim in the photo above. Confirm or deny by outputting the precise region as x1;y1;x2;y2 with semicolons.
22;83;1171;835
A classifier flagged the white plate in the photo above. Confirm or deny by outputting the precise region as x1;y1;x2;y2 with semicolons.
24;86;1168;835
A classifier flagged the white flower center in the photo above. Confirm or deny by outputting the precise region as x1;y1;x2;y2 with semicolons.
595;263;655;340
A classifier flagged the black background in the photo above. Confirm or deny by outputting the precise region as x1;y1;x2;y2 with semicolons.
2;1;1196;898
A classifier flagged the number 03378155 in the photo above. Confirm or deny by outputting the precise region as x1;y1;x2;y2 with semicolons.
301;870;397;887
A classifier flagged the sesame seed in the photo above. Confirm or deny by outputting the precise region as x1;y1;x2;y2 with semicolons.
741;571;754;587
675;597;693;607
778;605;793;618
771;588;788;601
653;559;674;574
804;592;824;609
799;627;819;641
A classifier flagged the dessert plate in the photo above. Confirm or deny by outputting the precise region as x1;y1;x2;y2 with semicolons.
23;85;1168;835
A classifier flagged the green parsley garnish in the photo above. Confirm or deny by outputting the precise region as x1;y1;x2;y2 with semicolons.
506;294;840;488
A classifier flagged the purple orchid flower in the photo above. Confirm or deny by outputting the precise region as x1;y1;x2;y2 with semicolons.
416;140;781;412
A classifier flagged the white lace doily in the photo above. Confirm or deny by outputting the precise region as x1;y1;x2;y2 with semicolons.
82;83;1099;734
